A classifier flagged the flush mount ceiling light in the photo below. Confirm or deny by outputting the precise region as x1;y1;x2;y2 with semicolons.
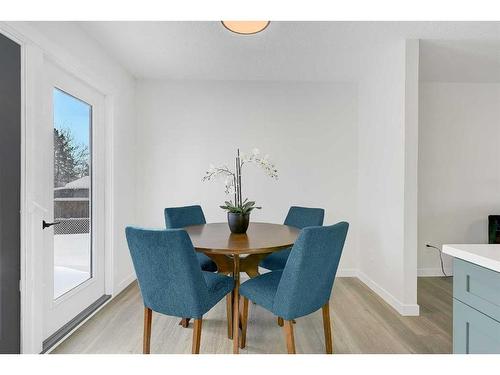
221;21;270;35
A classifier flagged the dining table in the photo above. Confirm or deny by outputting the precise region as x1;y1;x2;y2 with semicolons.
185;222;300;353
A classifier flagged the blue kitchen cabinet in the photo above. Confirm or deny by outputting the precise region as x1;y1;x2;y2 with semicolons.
453;258;500;354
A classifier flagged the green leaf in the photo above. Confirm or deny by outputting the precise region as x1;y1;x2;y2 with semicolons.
242;201;256;210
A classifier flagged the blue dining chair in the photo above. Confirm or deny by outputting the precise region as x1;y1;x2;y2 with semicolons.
165;205;217;272
164;205;218;273
125;227;234;354
260;206;325;271
164;205;221;328
238;221;348;354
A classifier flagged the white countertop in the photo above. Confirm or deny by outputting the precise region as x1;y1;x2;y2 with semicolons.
442;244;500;273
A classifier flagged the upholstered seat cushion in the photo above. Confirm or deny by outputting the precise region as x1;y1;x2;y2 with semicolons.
239;271;283;313
197;253;217;272
202;271;234;310
259;248;291;271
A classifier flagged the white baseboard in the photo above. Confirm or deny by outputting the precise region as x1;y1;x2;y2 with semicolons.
356;270;420;316
418;268;453;277
336;268;358;277
115;273;137;295
260;267;358;277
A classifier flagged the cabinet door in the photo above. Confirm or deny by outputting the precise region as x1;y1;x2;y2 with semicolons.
454;299;500;354
454;258;500;322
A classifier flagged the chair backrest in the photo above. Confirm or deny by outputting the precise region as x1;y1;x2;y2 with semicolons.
164;205;206;229
284;206;325;229
125;227;210;318
272;222;349;320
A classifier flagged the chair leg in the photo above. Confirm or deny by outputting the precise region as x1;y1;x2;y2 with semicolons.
226;293;233;339
240;297;249;349
283;320;296;354
192;318;202;354
179;318;190;328
143;307;152;354
322;301;333;354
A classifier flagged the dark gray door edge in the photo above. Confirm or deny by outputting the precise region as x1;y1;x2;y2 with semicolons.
0;32;21;354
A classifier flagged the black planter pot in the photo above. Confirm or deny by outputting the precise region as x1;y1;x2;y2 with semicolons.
227;212;250;234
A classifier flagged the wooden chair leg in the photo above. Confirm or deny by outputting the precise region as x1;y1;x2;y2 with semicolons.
226;293;233;339
278;317;295;326
322;301;333;354
240;297;249;349
143;307;152;354
283;320;296;354
192;318;202;354
179;318;190;328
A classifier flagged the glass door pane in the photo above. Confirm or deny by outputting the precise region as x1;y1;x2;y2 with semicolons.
53;88;92;299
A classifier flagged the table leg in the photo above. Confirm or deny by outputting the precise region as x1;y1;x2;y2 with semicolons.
240;253;270;278
226;293;233;339
245;268;260;278
232;254;240;354
202;252;276;350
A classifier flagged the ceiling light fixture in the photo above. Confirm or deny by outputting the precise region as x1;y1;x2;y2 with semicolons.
221;21;270;35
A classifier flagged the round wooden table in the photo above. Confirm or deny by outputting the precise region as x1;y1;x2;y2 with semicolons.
185;222;300;354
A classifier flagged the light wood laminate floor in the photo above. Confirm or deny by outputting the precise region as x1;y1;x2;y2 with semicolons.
52;277;452;354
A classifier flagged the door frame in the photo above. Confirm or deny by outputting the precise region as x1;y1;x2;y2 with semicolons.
0;22;117;354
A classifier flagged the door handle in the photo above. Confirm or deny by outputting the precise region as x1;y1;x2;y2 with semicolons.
42;220;61;229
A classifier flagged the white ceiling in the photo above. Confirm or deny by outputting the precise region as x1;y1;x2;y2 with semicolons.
77;21;500;82
420;39;500;82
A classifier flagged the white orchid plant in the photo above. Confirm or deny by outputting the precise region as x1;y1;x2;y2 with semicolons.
203;148;278;215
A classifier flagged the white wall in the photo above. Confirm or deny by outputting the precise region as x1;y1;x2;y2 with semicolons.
357;40;419;315
135;80;359;273
418;82;500;275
